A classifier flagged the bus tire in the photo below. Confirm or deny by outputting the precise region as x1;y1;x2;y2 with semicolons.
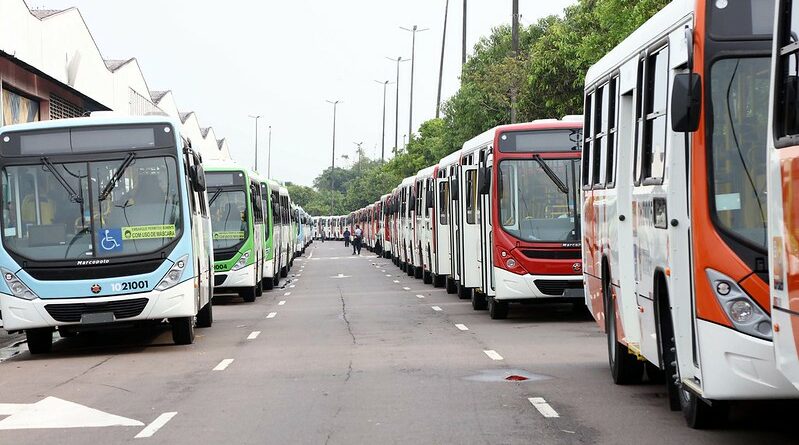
414;266;423;280
432;274;444;288
605;276;643;385
407;265;415;276
423;271;433;285
488;298;509;320
241;287;257;303
255;280;263;297
264;277;274;291
196;299;213;328
281;266;288;278
170;317;195;345
446;277;457;294
26;328;53;354
472;290;488;310
457;283;471;300
273;273;280;287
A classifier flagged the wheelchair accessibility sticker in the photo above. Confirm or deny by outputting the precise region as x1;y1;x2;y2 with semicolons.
98;228;123;253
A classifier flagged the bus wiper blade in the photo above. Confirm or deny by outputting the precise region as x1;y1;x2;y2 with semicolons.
98;153;136;202
41;157;82;203
533;154;568;194
208;187;223;205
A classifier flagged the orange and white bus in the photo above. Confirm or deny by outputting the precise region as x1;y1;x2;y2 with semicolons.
769;0;799;392
582;0;795;428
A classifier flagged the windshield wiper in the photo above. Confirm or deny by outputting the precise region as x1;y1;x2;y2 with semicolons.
41;157;82;203
208;187;223;205
533;154;568;194
98;153;136;202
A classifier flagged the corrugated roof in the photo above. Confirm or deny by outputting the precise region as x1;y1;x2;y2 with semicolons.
31;9;64;19
104;58;134;72
201;127;211;138
149;90;169;103
179;111;194;123
217;139;226;149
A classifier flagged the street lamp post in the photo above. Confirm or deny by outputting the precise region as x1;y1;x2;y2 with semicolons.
248;114;261;171
436;0;450;119
326;100;342;216
267;125;272;178
386;56;408;155
374;80;394;162
401;25;428;141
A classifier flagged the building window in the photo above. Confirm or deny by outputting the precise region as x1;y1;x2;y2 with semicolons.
2;89;40;125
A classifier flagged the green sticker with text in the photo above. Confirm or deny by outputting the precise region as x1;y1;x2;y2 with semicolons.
213;231;245;240
122;224;176;240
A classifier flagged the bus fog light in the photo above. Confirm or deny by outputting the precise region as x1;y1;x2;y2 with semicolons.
729;300;753;323
506;258;517;269
716;282;731;296
157;255;188;291
756;321;772;336
1;268;38;301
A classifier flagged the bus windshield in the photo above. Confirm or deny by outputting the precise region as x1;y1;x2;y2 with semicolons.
209;188;248;251
1;156;181;261
498;158;580;243
709;57;770;250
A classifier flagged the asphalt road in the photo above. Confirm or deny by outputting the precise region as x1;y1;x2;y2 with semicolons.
0;241;796;444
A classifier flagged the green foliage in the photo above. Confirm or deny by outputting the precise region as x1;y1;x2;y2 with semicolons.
298;0;670;215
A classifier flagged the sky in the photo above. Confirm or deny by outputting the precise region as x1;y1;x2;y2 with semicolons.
31;0;577;186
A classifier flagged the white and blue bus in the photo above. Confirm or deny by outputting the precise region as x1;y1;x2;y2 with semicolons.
0;116;213;353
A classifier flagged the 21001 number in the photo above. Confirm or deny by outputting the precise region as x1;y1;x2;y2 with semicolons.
111;280;149;292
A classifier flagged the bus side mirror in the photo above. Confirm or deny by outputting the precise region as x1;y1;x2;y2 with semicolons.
451;176;460;200
478;167;491;195
671;73;701;133
190;165;206;192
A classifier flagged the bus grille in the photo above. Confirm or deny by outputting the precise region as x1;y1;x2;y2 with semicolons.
533;280;583;296
44;298;149;323
521;250;581;260
214;275;227;286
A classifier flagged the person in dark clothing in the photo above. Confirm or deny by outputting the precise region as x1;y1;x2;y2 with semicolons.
343;228;351;247
352;225;362;255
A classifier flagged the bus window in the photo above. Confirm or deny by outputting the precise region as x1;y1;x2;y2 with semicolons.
775;2;799;139
466;169;477;224
439;181;449;225
592;84;604;185
606;77;618;186
210;187;247;251
582;93;593;187
710;56;770;249
642;47;668;182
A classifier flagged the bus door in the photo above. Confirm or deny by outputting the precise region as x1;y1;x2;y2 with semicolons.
450;166;462;281
184;149;211;300
435;176;451;276
479;149;495;296
460;161;482;288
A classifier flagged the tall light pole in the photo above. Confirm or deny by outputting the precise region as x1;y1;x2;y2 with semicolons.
374;79;394;162
386;57;408;155
267;125;272;177
436;0;450;118
400;25;428;140
511;0;520;123
462;0;467;67
326;100;342;216
248;114;261;171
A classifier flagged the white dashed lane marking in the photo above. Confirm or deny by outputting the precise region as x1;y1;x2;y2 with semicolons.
528;397;560;418
284;292;292;296
213;359;234;371
393;280;400;284
289;285;296;288
483;350;504;361
416;295;425;299
247;331;261;340
431;306;443;312
135;412;178;439
455;324;469;331
403;287;411;291
266;312;277;319
278;300;286;305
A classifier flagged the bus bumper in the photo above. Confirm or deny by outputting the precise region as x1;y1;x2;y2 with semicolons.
696;319;798;399
214;264;255;289
494;268;584;302
1;279;197;331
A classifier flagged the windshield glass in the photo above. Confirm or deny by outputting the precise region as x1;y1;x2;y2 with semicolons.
1;156;181;261
498;158;580;242
709;57;770;250
210;189;248;251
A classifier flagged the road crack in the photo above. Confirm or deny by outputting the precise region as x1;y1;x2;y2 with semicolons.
337;285;357;345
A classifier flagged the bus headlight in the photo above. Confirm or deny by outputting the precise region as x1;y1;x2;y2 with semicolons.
232;251;251;271
2;268;38;300
156;256;188;291
706;268;772;340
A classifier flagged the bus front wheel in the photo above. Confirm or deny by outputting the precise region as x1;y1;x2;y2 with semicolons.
170;317;195;345
488;298;509;319
26;328;53;354
240;287;257;303
472;290;488;310
264;277;274;290
446;277;457;294
196;299;213;328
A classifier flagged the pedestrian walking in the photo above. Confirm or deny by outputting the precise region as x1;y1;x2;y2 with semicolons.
343;228;351;247
352;225;362;255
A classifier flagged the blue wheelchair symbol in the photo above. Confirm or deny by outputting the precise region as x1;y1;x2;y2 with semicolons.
98;228;123;254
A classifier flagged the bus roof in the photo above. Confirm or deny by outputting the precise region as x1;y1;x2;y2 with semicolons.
584;0;691;86
0;115;182;134
439;149;462;167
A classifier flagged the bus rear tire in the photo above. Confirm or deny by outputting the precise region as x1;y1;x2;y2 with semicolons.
488;298;509;319
273;274;280;286
605;279;643;385
423;270;432;284
281;267;288;278
255;281;263;297
170;317;195;345
414;267;423;280
472;290;488;310
433;274;445;288
446;277;457;294
457;283;471;300
264;277;274;291
26;328;53;354
196;299;213;328
240;287;257;303
407;265;414;276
